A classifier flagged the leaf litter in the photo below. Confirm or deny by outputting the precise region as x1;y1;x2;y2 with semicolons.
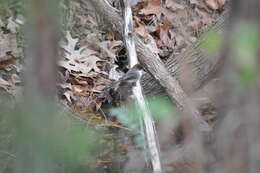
0;0;228;169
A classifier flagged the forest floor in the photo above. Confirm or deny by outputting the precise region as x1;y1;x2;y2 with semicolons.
0;0;228;172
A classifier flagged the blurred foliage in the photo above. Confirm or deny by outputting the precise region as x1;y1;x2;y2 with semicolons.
233;23;260;86
202;23;260;87
0;0;63;16
110;97;177;147
201;30;223;56
0;0;25;16
0;92;15;172
0;96;102;173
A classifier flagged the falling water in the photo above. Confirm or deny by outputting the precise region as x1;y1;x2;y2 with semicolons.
120;1;162;172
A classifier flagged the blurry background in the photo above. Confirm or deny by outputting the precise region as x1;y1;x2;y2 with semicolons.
0;0;260;173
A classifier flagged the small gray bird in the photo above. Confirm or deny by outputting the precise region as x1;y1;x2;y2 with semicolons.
115;64;144;90
113;64;144;102
99;64;144;104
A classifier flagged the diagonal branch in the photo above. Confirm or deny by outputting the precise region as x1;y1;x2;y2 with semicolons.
119;0;162;172
83;0;229;96
86;0;211;133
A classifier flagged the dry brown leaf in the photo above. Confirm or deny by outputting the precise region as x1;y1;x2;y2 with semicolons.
133;16;148;37
98;159;111;164
161;8;176;23
203;0;226;10
73;85;83;93
98;40;122;60
63;90;73;103
59;31;101;76
108;40;123;51
0;77;14;94
7;17;20;33
204;0;218;10
92;85;107;93
189;0;200;7
58;83;72;90
157;20;174;48
135;24;148;37
11;74;21;84
165;0;185;11
59;56;99;75
217;0;226;8
0;77;11;87
140;0;162;19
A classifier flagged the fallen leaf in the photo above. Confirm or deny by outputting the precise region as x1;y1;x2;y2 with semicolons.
108;40;123;51
73;85;83;93
204;0;218;10
189;0;200;7
92;85;107;93
0;77;14;93
7;17;20;33
59;31;101;76
98;159;111;164
97;41;122;60
0;77;11;87
194;8;214;27
157;20;174;47
58;83;72;90
134;17;149;37
64;90;73;103
109;65;124;80
140;0;162;19
11;74;21;84
203;0;225;10
135;24;149;37
165;0;185;11
161;8;176;23
15;14;25;25
217;0;226;8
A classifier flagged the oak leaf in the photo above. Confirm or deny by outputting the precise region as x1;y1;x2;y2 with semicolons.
59;31;101;76
140;0;162;19
203;0;226;10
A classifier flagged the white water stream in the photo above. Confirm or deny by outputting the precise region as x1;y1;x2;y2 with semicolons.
122;2;162;173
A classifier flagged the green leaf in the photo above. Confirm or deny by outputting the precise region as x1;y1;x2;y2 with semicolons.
233;23;260;85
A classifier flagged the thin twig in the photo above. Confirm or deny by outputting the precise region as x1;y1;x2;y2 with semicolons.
120;0;162;172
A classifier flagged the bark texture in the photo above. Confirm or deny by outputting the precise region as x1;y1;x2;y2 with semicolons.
142;9;228;95
86;0;212;132
83;0;229;96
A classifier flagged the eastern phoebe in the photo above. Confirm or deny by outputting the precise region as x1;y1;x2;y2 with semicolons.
116;64;144;90
100;64;144;104
114;64;144;102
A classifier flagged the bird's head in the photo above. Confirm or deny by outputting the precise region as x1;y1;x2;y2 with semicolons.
131;64;143;71
130;64;144;77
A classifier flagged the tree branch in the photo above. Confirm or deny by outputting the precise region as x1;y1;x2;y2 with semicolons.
85;0;211;133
